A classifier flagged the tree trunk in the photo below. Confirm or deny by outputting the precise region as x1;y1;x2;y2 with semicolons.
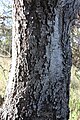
1;0;80;120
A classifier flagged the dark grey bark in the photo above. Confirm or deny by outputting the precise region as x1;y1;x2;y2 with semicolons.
0;0;80;120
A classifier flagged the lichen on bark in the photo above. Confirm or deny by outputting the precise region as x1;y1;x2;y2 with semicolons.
0;0;80;120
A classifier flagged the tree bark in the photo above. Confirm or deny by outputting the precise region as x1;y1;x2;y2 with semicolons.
0;0;80;120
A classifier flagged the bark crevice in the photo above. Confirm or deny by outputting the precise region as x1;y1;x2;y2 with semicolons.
1;0;80;120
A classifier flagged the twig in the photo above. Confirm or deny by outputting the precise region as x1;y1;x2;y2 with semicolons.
0;64;9;80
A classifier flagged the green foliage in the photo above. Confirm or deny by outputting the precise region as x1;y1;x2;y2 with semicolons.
0;0;12;57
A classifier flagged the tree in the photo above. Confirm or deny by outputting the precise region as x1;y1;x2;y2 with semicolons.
0;0;80;120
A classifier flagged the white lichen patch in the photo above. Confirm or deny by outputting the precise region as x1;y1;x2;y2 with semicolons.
49;9;63;79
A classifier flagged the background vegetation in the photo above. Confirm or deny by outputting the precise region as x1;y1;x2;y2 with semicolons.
0;0;12;106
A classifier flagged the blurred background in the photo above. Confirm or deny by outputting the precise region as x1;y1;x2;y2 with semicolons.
69;20;80;120
0;0;80;120
0;0;12;104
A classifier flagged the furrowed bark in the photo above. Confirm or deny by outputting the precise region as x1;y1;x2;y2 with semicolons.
0;0;80;120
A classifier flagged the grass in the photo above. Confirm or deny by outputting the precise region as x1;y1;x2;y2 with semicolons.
0;57;80;119
0;56;11;97
69;66;80;120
